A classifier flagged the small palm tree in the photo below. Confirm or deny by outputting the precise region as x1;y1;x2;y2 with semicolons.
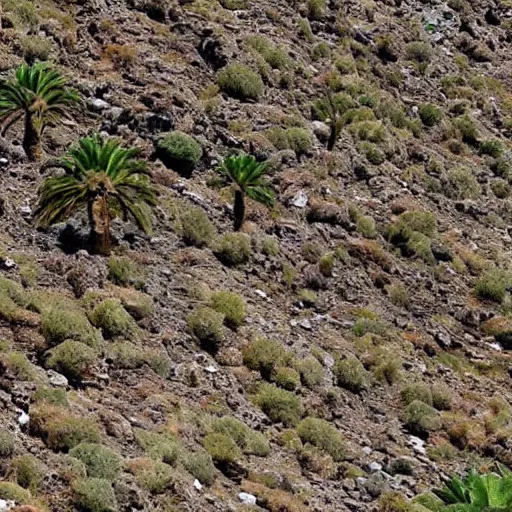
0;62;80;161
317;88;344;152
217;153;275;231
36;134;157;255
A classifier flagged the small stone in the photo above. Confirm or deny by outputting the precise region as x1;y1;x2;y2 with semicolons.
47;370;68;388
298;319;312;330
291;190;308;208
204;365;217;373
362;446;372;455
193;479;203;491
369;462;382;472
1;258;16;270
238;492;257;505
89;98;110;111
20;205;32;217
254;289;267;299
18;411;30;426
311;121;330;141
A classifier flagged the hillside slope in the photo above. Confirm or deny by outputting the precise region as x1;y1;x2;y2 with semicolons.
1;0;512;511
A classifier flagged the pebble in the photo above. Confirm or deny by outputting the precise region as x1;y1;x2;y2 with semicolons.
89;98;110;111
193;479;203;491
254;289;268;299
291;190;308;208
0;500;14;511
47;370;68;388
204;365;217;373
18;411;30;426
408;436;426;455
369;462;382;472
238;492;257;505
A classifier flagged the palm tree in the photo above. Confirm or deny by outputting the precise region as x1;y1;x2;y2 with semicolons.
216;153;275;231
36;134;157;255
314;87;344;151
0;62;79;161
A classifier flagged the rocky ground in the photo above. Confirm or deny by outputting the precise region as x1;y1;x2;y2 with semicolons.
1;0;512;511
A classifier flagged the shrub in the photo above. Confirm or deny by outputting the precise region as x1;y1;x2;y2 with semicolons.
406;42;433;62
479;139;504;158
134;429;179;465
213;417;269;456
401;384;433;406
187;307;225;353
266;126;313;155
388;211;437;243
404;400;441;436
107;341;145;369
113;288;153;320
90;299;138;339
254;383;302;426
307;0;326;19
431;385;452;411
129;458;174;493
296;357;324;388
104;44;137;67
446;168;480;199
297;289;317;307
418;103;442;127
0;482;31;505
45;340;98;381
203;433;240;464
70;443;123;481
491;179;510;199
219;0;248;8
319;253;335;277
297;18;313;41
406;232;435;264
357;215;378;238
184;451;215;485
0;351;36;380
214;233;252;266
11;455;45;490
334;358;367;392
33;386;69;408
387;284;409;308
351;120;386;143
0;430;15;457
246;35;291;70
41;307;103;349
272;366;301;391
297;417;344;461
31;405;101;451
261;237;280;256
335;57;356;75
243;338;292;380
474;269;512;303
217;64;264;101
180;207;215;247
452;115;478;145
73;478;117;512
359;142;385;165
107;257;140;287
312;42;330;61
156;131;202;173
353;317;387;337
210;291;247;328
302;242;323;263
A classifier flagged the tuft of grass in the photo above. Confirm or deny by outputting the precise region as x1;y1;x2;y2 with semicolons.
400;384;433;406
128;458;174;494
213;417;269;456
243;338;292;380
187;307;225;353
183;450;215;485
156;131;202;173
295;357;324;389
217;64;264;101
33;387;69;408
203;433;240;464
11;455;45;491
246;35;291;70
134;429;179;466
266;127;313;156
0;430;15;457
0;351;37;381
254;383;302;426
210;291;247;328
334;358;368;392
90;299;138;339
180;207;215;248
474;269;512;303
214;233;252;266
272;366;301;391
107;257;142;287
70;443;123;481
73;477;117;512
297;417;344;461
0;482;31;505
404;400;441;436
418;103;443;127
45;340;98;381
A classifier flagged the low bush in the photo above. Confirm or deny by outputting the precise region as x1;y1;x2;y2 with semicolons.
0;429;15;457
297;417;344;461
243;338;292;380
431;385;452;411
180;207;215;247
334;358;368;392
418;103;442;127
445;168;480;199
266;127;313;155
134;429;179;465
128;458;174;493
479;139;504;158
70;443;123;481
404;400;441;436
217;64;264;101
183;450;215;485
210;291;247;328
213;417;269;456
45;340;98;381
406;41;433;62
474;269;512;303
90;299;138;339
246;35;291;69
203;433;240;464
254;383;302;426
214;233;252;266
20;35;53;62
187;307;225;353
307;0;326;20
11;455;45;490
295;357;324;388
0;482;31;505
0;351;36;380
33;387;69;408
156;131;202;174
73;477;117;512
401;384;433;406
272;366;301;391
107;257;141;287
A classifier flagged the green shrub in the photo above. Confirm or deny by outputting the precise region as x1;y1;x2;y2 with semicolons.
351;120;386;143
107;341;145;369
297;417;344;461
404;400;441;436
70;443;123;480
335;57;356;75
297;288;317;306
406;232;436;264
0;429;15;457
491;179;510;199
156;131;202;173
302;242;323;263
73;478;117;512
180;207;215;247
203;433;240;464
243;338;292;380
31;405;101;452
353;317;387;337
254;383;302;426
20;35;53;62
319;253;335;277
388;211;437;243
431;385;452;411
90;299;138;339
406;41;433;62
0;351;36;380
357;215;378;238
266;126;313;155
0;482;31;505
401;384;433;406
359;142;385;165
246;35;291;69
307;0;326;19
210;291;247;328
187;307;225;353
3;0;38;28
311;42;330;61
219;0;248;8
107;257;140;287
217;64;264;101
452;115;478;145
214;233;252;266
11;455;45;491
334;358;367;392
387;284;409;308
297;18;313;42
33;386;69;408
45;340;98;381
418;103;442;127
134;429;179;465
42;307;103;349
474;269;512;303
479;139;504;158
446;168;480;199
261;236;280;256
183;451;215;485
212;417;269;456
296;357;324;388
272;366;301;391
130;458;174;493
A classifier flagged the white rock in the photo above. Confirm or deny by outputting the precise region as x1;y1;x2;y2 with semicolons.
238;492;257;505
0;500;14;511
362;446;372;455
2;258;16;270
18;412;30;426
193;479;203;491
204;365;218;373
311;120;330;140
369;462;382;472
254;289;267;299
90;98;110;111
408;436;426;455
20;205;32;217
291;190;308;208
298;319;312;330
47;370;68;388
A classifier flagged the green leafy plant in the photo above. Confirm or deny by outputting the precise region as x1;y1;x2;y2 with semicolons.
36;134;156;255
155;131;202;174
217;64;264;101
217;153;275;231
0;62;79;160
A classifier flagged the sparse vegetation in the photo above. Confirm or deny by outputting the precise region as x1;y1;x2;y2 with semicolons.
187;307;225;353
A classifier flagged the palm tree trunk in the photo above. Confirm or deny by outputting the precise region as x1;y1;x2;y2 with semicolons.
233;189;245;231
89;195;111;255
23;113;42;161
327;124;337;151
